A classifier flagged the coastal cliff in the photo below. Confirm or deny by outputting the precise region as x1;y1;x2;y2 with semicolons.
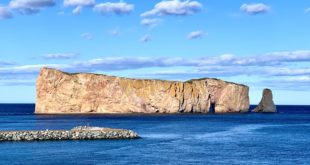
35;68;249;114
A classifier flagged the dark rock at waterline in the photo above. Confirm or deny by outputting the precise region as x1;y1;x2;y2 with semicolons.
253;89;277;113
0;126;139;142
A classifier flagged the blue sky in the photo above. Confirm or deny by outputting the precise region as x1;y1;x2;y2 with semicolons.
0;0;310;104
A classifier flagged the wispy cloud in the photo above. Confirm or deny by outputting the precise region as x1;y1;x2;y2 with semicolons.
140;34;151;43
72;5;82;14
0;6;13;19
0;60;15;66
141;18;162;27
194;50;310;66
42;53;79;60
63;0;94;14
267;67;310;76
242;50;310;65
187;30;205;40
0;80;36;86
240;3;270;15
0;64;66;77
1;50;310;90
141;0;202;17
9;0;55;15
148;66;310;78
2;50;310;73
93;1;134;15
108;27;120;36
80;32;93;40
305;8;310;13
63;0;94;7
261;76;310;91
286;76;310;83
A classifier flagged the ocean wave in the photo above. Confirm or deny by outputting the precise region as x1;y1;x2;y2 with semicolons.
141;133;182;139
192;124;268;141
142;124;276;141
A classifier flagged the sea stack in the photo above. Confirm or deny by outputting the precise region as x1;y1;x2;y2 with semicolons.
253;88;277;113
35;67;250;114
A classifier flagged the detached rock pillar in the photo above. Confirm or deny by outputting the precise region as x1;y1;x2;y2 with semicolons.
253;88;277;113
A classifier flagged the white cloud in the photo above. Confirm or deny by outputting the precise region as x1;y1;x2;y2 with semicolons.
141;18;162;27
187;30;205;40
262;76;310;90
0;64;66;75
72;6;82;14
305;8;310;13
63;0;94;7
1;50;310;74
93;1;134;15
147;67;245;79
267;68;310;76
141;0;202;17
287;76;310;83
9;0;55;14
63;0;94;14
43;53;78;60
140;34;151;43
80;32;93;40
0;6;13;19
255;50;310;64
240;3;270;15
196;50;310;66
2;50;310;89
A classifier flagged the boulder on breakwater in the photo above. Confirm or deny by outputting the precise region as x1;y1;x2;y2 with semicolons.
0;126;139;142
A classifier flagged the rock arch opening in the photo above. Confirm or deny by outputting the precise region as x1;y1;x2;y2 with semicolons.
209;102;215;113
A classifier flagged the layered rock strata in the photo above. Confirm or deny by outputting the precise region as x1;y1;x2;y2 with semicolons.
0;126;139;141
35;68;250;114
253;88;277;113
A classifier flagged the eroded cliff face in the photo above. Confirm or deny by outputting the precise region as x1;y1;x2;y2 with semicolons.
35;68;250;114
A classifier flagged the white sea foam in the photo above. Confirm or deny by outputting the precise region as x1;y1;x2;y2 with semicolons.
141;124;310;142
192;124;268;141
142;133;182;139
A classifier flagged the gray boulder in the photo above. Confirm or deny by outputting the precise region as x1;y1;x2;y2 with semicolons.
253;88;277;113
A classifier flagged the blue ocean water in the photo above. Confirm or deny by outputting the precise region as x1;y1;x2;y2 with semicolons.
0;104;309;165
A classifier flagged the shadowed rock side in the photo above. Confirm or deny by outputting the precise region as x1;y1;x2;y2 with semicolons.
35;68;250;114
253;88;277;113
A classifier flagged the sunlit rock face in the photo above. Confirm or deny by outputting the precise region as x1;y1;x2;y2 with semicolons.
253;88;277;113
35;68;250;114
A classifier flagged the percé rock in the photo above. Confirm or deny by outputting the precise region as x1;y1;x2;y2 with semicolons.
253;88;277;113
0;126;139;141
35;68;250;114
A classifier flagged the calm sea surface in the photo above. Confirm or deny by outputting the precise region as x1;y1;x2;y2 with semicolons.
0;104;309;165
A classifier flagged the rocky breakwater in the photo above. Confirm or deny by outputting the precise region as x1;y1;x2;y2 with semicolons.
0;126;139;142
36;67;250;114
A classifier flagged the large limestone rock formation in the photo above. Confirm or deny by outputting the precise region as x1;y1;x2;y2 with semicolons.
253;88;277;113
35;68;250;114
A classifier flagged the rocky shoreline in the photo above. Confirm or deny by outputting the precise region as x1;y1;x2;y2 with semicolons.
0;126;140;142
